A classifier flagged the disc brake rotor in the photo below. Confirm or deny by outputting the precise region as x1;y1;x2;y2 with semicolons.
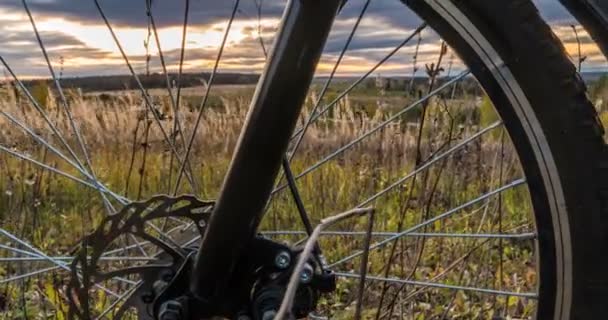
67;195;214;319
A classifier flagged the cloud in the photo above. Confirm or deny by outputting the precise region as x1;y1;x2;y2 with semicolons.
0;0;287;29
0;0;606;78
0;10;116;77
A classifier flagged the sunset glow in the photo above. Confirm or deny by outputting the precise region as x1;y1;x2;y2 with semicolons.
0;1;606;77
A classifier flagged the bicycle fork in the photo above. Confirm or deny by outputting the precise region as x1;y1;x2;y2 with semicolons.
190;0;343;313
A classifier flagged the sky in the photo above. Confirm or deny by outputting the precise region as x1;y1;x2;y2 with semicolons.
0;0;606;79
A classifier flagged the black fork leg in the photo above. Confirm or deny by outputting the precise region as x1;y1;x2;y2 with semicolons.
191;0;342;303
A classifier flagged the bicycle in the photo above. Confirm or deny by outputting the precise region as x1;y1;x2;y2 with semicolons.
1;0;607;319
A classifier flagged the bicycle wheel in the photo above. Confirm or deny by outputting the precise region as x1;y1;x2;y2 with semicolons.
0;0;606;319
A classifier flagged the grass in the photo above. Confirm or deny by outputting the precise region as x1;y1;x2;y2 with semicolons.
0;77;606;319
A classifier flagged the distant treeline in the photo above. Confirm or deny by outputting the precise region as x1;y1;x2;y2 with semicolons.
4;72;486;98
18;72;261;93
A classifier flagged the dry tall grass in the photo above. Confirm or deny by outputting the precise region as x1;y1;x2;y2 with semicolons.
0;82;541;319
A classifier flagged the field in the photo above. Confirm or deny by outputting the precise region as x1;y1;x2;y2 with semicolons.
0;75;607;319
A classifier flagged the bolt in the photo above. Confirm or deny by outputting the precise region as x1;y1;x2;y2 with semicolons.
274;251;291;269
198;219;206;228
262;310;277;320
300;263;314;284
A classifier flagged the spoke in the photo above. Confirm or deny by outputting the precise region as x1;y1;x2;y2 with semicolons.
1;265;134;286
0;116;159;264
288;23;428;142
358;121;502;208
95;282;141;320
182;233;202;248
22;0;121;215
145;220;187;251
273;69;471;194
146;1;198;196
355;209;375;320
2;86;145;250
0;229;121;296
174;0;241;194
260;230;536;240
0;240;142;288
288;0;372;161
396;240;491;306
93;0;197;192
498;131;507;297
0;243;75;265
252;0;268;56
1;266;61;284
0;58;87;177
0;110;125;202
174;0;190;129
0;257;155;262
100;223;190;257
0;244;43;258
335;273;537;299
0;229;77;267
1;56;125;214
148;7;186;148
328;178;527;268
167;0;190;194
22;0;93;175
282;121;501;252
128;233;150;258
0;144;128;203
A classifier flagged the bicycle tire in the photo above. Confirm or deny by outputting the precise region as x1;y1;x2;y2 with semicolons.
403;0;608;318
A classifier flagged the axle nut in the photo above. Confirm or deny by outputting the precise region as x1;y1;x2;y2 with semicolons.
300;263;314;284
274;251;291;269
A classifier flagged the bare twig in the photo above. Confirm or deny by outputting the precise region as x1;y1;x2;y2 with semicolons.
276;207;374;320
570;25;587;73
